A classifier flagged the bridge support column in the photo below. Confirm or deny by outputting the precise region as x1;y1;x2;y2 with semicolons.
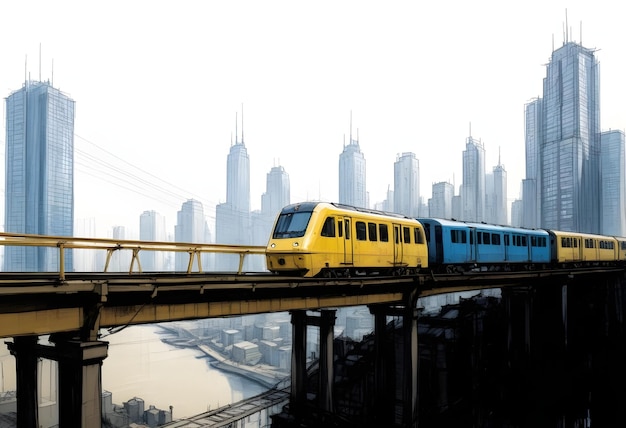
290;310;307;416
53;339;109;428
318;309;336;413
289;309;337;418
370;305;419;428
8;336;40;428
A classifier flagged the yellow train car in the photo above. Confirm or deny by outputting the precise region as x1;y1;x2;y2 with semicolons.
616;237;626;262
548;230;618;265
266;202;428;277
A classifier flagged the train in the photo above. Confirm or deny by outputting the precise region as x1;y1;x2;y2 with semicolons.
265;202;626;277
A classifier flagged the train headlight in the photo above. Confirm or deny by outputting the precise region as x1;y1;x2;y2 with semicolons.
293;242;299;247
270;243;276;248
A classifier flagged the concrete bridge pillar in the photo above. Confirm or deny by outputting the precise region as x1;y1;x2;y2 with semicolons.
289;309;337;417
318;309;336;413
370;305;419;428
8;336;108;428
53;339;109;428
290;310;307;415
8;336;40;428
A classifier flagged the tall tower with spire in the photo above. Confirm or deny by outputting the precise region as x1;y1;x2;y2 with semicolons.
539;36;600;233
338;113;367;208
216;107;252;270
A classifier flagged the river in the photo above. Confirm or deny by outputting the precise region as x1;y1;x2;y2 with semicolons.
100;323;268;418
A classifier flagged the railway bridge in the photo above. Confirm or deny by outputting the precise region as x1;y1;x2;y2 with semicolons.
0;232;622;427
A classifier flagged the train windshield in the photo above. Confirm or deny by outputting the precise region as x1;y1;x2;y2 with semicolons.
272;211;313;238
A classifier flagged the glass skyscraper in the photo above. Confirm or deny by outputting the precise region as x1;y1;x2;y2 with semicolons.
600;130;626;236
461;136;485;222
4;80;75;272
540;41;600;233
139;210;167;271
393;152;420;217
175;199;211;271
339;132;366;209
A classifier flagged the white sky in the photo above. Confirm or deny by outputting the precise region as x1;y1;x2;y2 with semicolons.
1;1;625;238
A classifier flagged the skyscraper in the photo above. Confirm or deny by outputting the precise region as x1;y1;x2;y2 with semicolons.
600;130;626;236
175;199;211;272
461;136;485;222
4;80;75;272
261;165;290;218
139;210;167;271
338;118;366;208
540;40;600;233
486;160;507;225
429;182;454;219
393;152;420;217
522;98;543;228
216;111;252;271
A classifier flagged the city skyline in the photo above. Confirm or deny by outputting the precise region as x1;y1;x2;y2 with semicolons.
0;2;625;238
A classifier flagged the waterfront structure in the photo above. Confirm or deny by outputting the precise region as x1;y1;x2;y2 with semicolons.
461;136;486;222
393;152;420;217
4;80;75;272
522;98;542;228
429;182;454;219
539;40;600;233
174;199;211;271
600;130;626;236
338;119;367;208
139;210;167;271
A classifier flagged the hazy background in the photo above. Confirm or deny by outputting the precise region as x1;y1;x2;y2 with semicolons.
0;0;625;237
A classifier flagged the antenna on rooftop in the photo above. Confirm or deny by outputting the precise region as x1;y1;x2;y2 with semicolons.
24;55;27;84
51;59;54;87
39;43;41;82
350;110;353;144
241;103;244;145
565;9;569;43
234;112;237;147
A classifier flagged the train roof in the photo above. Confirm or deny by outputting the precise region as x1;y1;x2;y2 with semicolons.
281;202;416;221
417;218;549;236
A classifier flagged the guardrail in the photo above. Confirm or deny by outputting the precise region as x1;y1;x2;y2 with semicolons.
0;232;267;280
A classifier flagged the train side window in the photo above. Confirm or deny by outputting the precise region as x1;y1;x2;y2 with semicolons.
414;227;425;244
521;236;527;246
394;227;400;244
356;221;367;241
345;219;350;240
504;234;510;246
573;239;578;248
451;230;458;243
403;227;411;244
531;236;537;246
379;224;389;242
561;237;567;247
477;232;482;244
338;220;343;237
320;217;336;237
483;232;490;245
492;234;500;245
470;231;474;245
368;222;378;241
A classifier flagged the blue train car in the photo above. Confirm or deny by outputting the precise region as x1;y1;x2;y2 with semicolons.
418;218;550;271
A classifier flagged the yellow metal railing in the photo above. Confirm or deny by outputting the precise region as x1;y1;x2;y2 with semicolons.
0;232;267;280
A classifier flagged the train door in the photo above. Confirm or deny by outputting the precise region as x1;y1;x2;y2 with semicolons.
393;223;403;265
469;227;477;262
434;225;443;264
342;216;354;266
